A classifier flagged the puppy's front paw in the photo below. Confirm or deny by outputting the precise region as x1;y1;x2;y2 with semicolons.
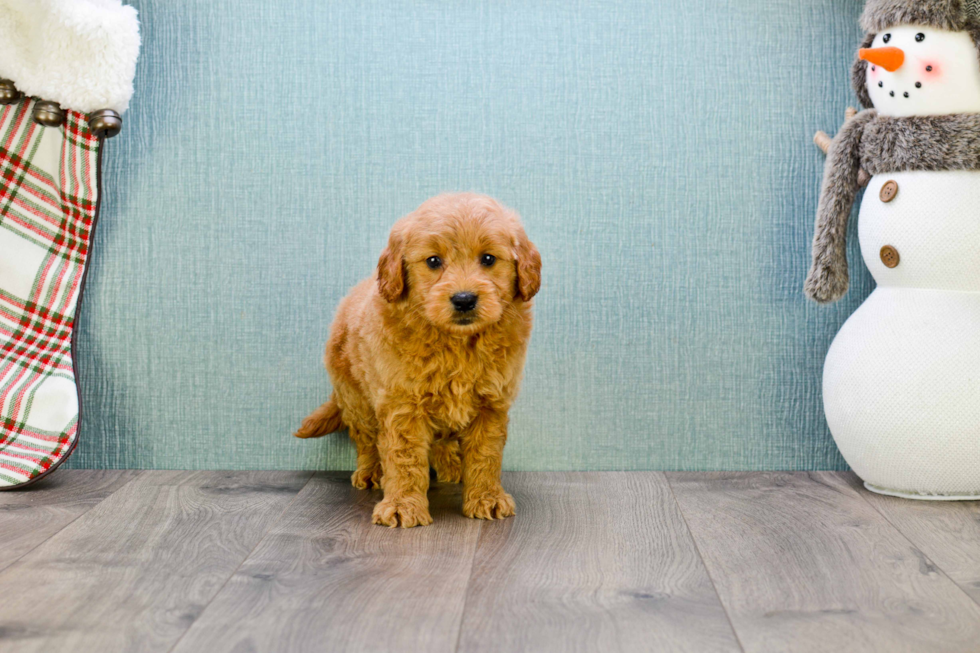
372;497;433;528
463;489;516;520
351;465;383;490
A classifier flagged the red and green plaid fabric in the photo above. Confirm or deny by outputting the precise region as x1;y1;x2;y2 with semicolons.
0;99;100;488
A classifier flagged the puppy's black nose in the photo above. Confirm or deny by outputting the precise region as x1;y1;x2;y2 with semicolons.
451;292;478;312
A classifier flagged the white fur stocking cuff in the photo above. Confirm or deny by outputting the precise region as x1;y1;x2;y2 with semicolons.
0;0;140;114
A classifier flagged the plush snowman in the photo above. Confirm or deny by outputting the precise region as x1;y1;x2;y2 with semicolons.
806;0;980;499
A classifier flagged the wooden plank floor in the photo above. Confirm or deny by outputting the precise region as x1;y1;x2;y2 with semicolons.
1;471;979;653
668;472;980;653
456;473;740;653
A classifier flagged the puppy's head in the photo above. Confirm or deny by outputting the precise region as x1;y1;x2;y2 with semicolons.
377;193;540;334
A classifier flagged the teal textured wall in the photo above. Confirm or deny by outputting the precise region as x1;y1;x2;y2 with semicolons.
70;0;873;472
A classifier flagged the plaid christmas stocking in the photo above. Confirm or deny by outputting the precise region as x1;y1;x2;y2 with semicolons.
0;100;101;488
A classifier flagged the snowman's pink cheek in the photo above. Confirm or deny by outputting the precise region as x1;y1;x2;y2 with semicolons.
922;62;941;78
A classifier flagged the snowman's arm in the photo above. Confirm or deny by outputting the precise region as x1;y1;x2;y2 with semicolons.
805;109;877;304
814;108;870;186
813;107;858;152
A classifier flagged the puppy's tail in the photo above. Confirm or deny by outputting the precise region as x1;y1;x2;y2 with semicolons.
294;395;344;439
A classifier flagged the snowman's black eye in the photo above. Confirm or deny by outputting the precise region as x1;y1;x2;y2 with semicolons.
915;33;925;42
426;256;442;269
883;33;892;43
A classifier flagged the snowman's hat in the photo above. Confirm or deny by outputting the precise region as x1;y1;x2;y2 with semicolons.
853;0;980;107
861;0;980;33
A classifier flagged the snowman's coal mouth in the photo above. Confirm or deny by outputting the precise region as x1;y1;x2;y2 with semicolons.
879;83;919;99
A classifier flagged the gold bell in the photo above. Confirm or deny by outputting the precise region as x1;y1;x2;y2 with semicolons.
0;79;22;105
87;109;123;138
33;100;66;127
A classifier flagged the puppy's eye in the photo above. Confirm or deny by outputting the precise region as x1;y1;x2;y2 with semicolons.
426;256;442;269
882;33;891;43
480;254;496;267
915;33;925;42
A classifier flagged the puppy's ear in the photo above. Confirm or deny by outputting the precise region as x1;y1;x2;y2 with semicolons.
515;229;541;302
377;231;407;302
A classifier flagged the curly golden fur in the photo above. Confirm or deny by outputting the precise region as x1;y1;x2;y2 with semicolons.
295;193;541;527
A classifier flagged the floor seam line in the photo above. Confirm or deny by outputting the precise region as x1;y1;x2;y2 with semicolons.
844;471;980;611
451;514;484;653
664;472;748;653
0;470;144;577
163;470;317;653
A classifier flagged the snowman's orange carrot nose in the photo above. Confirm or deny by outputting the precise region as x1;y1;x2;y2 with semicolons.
859;47;905;72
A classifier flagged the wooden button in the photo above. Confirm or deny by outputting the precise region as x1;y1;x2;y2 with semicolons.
880;245;900;268
879;180;899;203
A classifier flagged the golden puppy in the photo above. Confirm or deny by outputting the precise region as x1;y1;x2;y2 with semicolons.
296;193;541;527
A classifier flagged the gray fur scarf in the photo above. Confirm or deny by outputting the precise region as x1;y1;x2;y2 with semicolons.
805;112;980;303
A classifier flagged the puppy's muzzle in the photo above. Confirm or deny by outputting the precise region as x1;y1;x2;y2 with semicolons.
450;292;478;313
